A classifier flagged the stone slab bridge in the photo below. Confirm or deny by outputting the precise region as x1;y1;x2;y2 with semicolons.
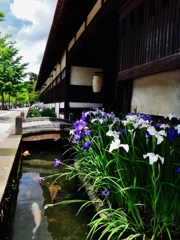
16;116;73;141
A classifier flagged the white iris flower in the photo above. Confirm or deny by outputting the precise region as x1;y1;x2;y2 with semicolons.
164;113;180;120
106;129;119;140
147;126;166;145
174;124;180;134
143;152;164;165
109;139;129;153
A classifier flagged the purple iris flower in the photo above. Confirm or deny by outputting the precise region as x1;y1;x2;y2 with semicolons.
176;166;180;173
80;111;89;122
92;108;105;117
84;129;91;136
106;112;115;119
81;141;92;150
72;132;82;144
54;158;61;167
113;117;120;124
119;129;125;134
93;135;100;139
102;188;110;197
74;120;86;132
155;122;162;128
167;128;179;141
139;114;151;122
145;131;152;138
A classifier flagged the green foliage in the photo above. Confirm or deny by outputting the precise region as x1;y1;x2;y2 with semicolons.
28;107;41;117
47;109;180;240
28;72;37;84
0;11;5;21
23;73;40;105
0;33;29;108
28;106;56;118
40;108;56;117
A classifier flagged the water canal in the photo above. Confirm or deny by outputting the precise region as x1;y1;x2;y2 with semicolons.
10;139;99;240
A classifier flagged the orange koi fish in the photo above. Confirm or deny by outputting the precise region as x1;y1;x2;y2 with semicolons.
49;183;61;203
22;150;30;156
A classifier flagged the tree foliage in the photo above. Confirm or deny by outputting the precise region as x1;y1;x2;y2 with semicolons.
0;11;5;22
0;33;29;109
23;72;40;105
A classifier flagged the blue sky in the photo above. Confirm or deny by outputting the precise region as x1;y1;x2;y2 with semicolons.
0;0;57;77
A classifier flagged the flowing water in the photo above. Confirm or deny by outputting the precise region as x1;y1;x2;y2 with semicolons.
11;139;98;240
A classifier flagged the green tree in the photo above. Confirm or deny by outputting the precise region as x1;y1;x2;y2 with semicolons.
28;80;40;104
28;72;37;84
0;11;5;22
5;82;29;108
25;72;40;104
16;86;29;105
0;33;29;109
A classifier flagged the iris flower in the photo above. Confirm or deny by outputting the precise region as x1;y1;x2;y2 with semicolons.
143;153;164;165
102;188;110;196
54;158;61;167
109;139;129;153
93;135;100;139
175;124;180;134
164;113;180;120
74;120;86;132
80;111;89;122
84;129;91;136
72;132;82;144
106;129;119;140
145;131;152;138
147;126;166;144
138;114;151;122
126;114;138;122
167;128;179;141
119;129;125;134
81;141;92;150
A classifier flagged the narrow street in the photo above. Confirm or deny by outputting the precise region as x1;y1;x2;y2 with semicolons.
0;108;29;144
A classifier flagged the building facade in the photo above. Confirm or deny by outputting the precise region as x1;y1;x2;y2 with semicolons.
36;0;180;119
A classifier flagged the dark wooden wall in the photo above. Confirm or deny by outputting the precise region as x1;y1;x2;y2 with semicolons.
119;0;180;72
116;0;180;114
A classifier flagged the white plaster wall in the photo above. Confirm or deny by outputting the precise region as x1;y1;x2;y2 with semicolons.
131;69;180;116
70;66;103;86
59;114;65;119
55;102;60;118
61;51;66;70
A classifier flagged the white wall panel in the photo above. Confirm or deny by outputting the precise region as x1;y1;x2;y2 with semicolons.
70;66;103;86
131;69;180;116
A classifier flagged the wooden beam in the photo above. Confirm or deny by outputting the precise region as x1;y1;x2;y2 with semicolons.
119;0;143;20
118;53;180;81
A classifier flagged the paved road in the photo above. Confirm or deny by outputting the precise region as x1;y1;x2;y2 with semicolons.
0;108;29;144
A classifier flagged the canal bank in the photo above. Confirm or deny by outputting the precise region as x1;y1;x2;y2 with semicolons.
0;108;29;203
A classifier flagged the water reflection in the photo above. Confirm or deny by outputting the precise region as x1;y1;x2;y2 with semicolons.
13;172;52;240
12;140;95;240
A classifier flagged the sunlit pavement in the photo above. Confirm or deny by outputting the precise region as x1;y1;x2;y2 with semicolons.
0;108;29;144
0;108;29;203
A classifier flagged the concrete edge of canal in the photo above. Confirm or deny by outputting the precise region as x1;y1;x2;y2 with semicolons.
0;109;29;204
0;134;22;203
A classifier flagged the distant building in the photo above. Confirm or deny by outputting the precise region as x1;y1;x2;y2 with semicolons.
36;0;180;119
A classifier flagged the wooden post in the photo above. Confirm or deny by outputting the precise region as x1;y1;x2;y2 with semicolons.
20;111;25;122
15;116;22;135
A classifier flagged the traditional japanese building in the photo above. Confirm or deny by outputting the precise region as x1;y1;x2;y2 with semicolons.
36;0;180;119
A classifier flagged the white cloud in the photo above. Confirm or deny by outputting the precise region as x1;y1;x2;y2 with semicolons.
16;40;47;74
8;0;57;76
